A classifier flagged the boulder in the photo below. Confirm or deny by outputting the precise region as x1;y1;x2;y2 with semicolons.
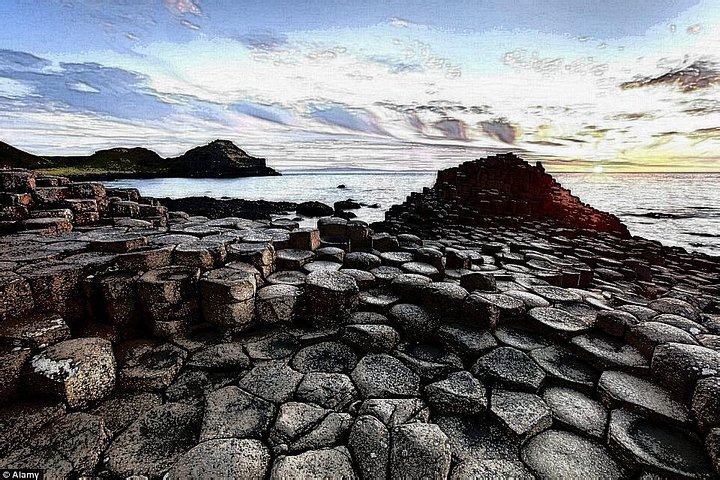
425;370;487;415
165;438;271;480
390;423;452;480
473;347;545;392
105;403;202;478
304;270;359;318
349;415;390;480
522;430;623;479
490;389;552;442
651;342;720;400
201;386;276;441
270;446;356;479
25;337;116;409
296;202;334;218
607;409;714;477
351;354;420;398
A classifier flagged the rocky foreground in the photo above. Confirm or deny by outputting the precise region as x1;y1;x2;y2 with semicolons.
0;155;719;479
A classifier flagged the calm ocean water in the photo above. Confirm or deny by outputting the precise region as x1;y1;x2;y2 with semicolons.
105;171;720;256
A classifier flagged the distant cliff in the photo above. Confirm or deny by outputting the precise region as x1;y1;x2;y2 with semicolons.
0;139;280;179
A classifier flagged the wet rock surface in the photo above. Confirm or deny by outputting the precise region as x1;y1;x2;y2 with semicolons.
1;160;719;478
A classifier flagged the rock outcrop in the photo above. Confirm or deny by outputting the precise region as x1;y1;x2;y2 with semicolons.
0;162;719;478
385;152;629;236
167;140;279;178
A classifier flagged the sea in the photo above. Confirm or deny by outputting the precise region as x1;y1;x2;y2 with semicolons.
105;170;720;257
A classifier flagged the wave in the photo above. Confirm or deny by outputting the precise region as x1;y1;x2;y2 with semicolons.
684;231;720;238
623;212;696;219
623;211;719;220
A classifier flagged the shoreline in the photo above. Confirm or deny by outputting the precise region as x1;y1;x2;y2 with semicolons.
0;158;719;478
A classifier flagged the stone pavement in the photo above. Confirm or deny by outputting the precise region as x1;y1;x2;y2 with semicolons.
0;160;718;479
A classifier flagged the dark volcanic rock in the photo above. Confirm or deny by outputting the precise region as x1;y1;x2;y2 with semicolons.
351;354;420;398
390;423;452;480
160;196;294;220
165;438;271;479
105;403;202;478
607;409;714;477
349;415;390;480
543;386;607;439
168;139;279;177
296;201;334;217
425;370;487;415
473;346;545;392
382;153;630;236
25;337;116;409
201;386;276;441
0;412;110;477
651;342;720;399
490;389;552;442
522;430;624;479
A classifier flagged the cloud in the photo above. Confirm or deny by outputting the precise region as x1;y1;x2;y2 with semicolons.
368;55;424;74
180;19;201;31
434;118;468;140
620;60;720;93
376;101;491;116
235;32;289;52
480;119;518;144
609;112;657;121
231;101;296;125
503;49;608;77
388;17;417;28
0;49;177;121
307;103;388;135
0;49;51;75
164;0;202;17
681;98;720;116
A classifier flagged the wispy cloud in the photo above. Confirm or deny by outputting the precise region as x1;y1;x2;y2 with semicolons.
307;103;389;136
480;119;518;144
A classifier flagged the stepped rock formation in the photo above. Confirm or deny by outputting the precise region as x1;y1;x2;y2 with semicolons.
0;165;719;478
386;153;629;236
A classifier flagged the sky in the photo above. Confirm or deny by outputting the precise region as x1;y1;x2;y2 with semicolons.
0;0;719;172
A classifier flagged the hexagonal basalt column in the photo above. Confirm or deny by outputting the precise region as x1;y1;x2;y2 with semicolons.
25;337;116;409
199;267;257;329
137;266;201;338
304;270;359;318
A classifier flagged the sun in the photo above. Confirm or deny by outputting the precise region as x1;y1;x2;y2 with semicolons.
592;165;605;174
